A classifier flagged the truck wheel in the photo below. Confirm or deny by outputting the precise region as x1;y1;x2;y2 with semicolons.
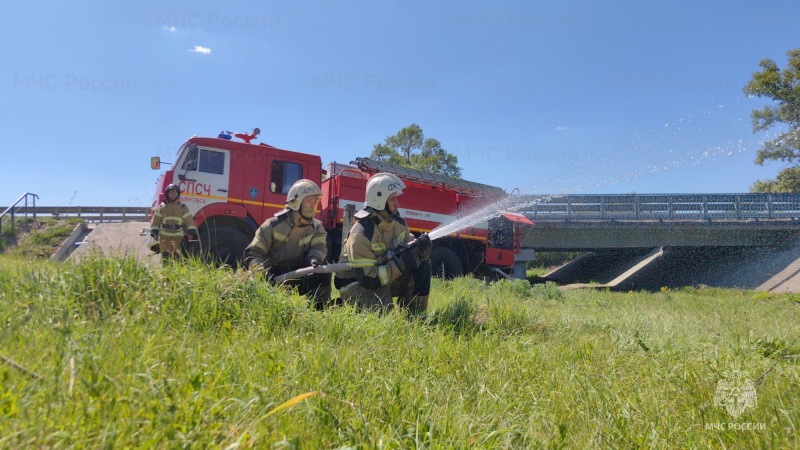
430;247;463;279
202;225;249;269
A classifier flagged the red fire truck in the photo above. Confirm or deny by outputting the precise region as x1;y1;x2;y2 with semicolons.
149;131;534;278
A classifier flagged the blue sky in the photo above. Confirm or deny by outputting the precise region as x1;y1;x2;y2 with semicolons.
1;0;798;206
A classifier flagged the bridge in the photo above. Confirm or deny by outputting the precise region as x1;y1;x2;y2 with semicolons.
514;194;800;292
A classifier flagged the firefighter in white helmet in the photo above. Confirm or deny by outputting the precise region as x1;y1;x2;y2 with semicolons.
335;172;432;312
150;183;198;265
244;179;331;310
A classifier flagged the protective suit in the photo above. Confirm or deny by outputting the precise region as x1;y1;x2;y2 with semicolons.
150;184;197;264
335;173;432;312
244;179;331;309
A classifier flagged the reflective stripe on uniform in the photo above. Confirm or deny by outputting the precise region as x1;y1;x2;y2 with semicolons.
339;281;360;296
273;231;288;242
377;265;389;286
349;258;377;268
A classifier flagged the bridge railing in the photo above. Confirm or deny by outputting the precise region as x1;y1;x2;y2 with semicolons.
516;194;800;221
0;206;150;223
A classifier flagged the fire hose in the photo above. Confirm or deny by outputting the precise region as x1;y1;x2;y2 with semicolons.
273;233;431;282
272;262;351;283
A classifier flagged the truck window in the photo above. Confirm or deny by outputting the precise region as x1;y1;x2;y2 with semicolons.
199;149;225;175
182;145;198;171
271;161;303;194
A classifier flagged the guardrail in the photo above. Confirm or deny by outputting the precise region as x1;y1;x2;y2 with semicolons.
516;194;800;221
0;192;40;237
0;206;150;223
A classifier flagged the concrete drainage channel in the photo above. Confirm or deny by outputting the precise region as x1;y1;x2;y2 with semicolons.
51;223;94;262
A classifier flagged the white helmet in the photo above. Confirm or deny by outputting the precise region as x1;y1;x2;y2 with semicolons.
364;173;406;210
285;179;322;211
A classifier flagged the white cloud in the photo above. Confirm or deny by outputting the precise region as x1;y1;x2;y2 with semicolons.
190;46;212;55
164;26;177;33
555;126;569;131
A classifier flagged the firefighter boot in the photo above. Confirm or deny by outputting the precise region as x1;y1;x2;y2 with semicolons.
160;252;173;266
407;295;428;315
311;284;332;311
302;272;332;310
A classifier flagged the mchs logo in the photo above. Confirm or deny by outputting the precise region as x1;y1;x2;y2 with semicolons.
714;370;757;419
705;369;765;431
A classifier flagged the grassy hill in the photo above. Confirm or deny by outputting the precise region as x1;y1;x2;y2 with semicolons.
0;217;81;258
0;255;797;448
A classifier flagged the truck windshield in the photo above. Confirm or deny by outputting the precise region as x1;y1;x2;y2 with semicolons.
181;145;225;175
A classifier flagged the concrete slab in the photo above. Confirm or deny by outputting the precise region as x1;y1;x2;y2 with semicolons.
756;244;800;292
542;248;655;284
606;247;664;290
68;222;160;268
544;242;800;292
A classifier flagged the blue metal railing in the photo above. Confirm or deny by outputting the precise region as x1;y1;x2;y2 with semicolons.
516;193;800;221
0;193;39;238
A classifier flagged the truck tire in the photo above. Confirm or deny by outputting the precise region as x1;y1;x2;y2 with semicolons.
202;225;249;269
430;246;463;279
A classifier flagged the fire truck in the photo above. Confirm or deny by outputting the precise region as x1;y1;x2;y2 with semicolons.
149;130;534;278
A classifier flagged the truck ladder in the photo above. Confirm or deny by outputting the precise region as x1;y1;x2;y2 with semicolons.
352;157;506;198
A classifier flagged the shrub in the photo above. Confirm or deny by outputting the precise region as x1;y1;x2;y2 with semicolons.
491;278;533;299
429;297;479;334
530;281;564;301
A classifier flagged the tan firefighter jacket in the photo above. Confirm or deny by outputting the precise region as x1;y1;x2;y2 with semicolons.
150;201;197;238
336;210;414;289
245;210;327;269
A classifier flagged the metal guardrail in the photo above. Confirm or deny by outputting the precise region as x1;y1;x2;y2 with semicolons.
0;206;150;224
1;193;39;237
516;194;800;221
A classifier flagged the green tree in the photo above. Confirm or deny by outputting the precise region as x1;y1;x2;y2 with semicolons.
750;167;800;193
744;48;800;192
370;124;462;178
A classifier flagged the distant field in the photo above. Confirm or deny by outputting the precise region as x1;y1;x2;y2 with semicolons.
0;256;798;448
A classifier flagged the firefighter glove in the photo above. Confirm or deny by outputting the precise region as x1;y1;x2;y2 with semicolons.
394;249;420;273
306;257;321;268
415;233;432;262
150;229;159;239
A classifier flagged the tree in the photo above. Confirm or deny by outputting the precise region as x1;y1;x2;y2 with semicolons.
370;124;462;178
744;48;800;192
750;167;800;193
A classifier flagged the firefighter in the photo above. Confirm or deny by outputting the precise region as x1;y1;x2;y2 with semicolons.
244;179;331;310
150;183;198;265
335;172;432;313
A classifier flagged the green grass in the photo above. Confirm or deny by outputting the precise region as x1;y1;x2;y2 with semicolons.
0;217;82;258
0;256;798;448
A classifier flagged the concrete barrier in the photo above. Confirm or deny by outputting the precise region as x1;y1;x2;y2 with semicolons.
51;223;88;262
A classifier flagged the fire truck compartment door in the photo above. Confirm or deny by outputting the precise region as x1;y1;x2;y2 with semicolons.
176;146;230;210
